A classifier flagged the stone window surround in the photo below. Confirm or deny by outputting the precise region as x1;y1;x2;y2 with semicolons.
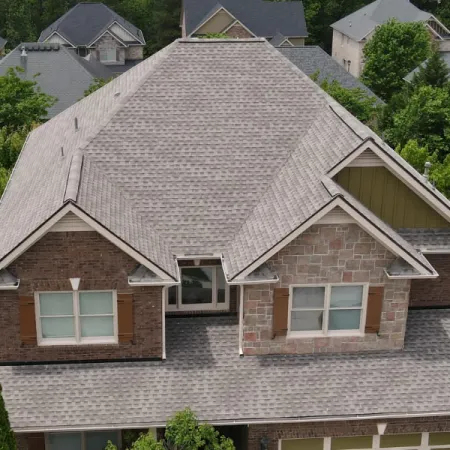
35;290;118;347
287;282;368;338
279;431;450;450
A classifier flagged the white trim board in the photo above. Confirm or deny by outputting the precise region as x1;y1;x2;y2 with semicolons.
234;197;435;281
89;29;127;48
43;31;75;47
221;19;256;37
109;20;145;45
327;139;450;224
0;203;175;282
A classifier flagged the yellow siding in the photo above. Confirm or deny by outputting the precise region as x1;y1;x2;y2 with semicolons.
288;38;305;47
196;10;234;34
335;167;450;228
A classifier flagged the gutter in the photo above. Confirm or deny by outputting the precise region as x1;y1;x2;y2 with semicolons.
239;285;244;355
13;410;450;434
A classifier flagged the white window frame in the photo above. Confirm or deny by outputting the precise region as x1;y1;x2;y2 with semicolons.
35;290;118;346
45;430;122;450
279;431;450;450
287;283;368;338
166;265;230;312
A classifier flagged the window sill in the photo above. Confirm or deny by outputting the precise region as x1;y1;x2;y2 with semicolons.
38;338;118;347
287;331;365;339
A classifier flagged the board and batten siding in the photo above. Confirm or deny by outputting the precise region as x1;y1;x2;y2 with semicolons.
335;166;449;228
195;9;234;35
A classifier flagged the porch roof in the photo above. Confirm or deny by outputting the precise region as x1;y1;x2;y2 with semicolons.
2;309;450;432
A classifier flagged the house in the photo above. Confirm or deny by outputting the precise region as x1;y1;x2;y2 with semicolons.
181;0;308;46
0;43;113;118
0;36;6;56
2;38;450;450
38;2;145;74
278;45;381;100
331;0;450;77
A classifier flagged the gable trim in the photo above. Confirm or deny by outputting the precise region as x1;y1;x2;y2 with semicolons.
108;20;145;45
279;39;294;47
327;138;450;223
88;29;127;48
221;19;256;38
0;203;176;282
189;6;235;37
43;31;75;48
232;197;436;281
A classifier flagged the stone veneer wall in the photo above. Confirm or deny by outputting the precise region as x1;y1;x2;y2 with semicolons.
410;254;450;307
248;417;450;450
242;224;411;355
93;34;125;63
125;46;144;60
0;231;163;362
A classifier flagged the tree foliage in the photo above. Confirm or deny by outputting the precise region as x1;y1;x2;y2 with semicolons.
0;384;16;450
411;49;450;89
0;68;55;131
84;77;113;97
311;72;379;124
361;19;431;102
105;409;235;450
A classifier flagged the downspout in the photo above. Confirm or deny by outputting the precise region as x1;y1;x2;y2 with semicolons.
239;284;244;355
162;286;167;360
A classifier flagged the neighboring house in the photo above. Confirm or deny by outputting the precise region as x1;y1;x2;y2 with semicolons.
405;50;450;82
331;0;450;77
38;2;145;74
2;38;450;450
0;43;113;118
0;36;6;56
181;0;308;46
278;45;381;100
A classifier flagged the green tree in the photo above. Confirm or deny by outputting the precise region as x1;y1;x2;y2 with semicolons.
411;49;450;89
83;77;112;97
397;139;436;173
0;67;55;131
311;72;379;124
105;409;235;450
385;85;450;161
0;384;16;450
361;19;431;101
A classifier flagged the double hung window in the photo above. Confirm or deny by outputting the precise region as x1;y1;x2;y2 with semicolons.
289;284;367;337
99;48;116;62
36;291;117;345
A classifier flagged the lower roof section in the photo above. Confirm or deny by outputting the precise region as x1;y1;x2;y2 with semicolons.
2;310;450;432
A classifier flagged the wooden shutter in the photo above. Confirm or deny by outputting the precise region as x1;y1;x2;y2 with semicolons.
96;49;100;60
19;295;37;345
365;286;384;334
118;292;133;343
272;288;289;337
116;48;120;61
27;434;45;450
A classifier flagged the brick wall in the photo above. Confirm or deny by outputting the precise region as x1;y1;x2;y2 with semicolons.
225;23;253;38
0;231;163;363
248;417;450;450
243;224;411;355
410;254;450;307
92;34;125;63
125;46;144;60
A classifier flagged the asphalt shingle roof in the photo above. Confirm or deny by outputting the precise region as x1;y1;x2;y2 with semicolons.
38;2;145;46
184;0;308;37
278;46;381;100
405;51;450;82
0;43;113;118
2;310;450;431
331;0;431;42
399;228;450;252
0;39;446;281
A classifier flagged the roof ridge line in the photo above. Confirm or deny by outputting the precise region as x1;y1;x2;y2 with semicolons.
68;40;178;160
61;46;102;80
64;149;84;202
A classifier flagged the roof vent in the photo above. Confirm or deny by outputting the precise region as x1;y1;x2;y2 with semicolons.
74;117;79;132
20;46;27;57
61;146;64;157
423;161;432;181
